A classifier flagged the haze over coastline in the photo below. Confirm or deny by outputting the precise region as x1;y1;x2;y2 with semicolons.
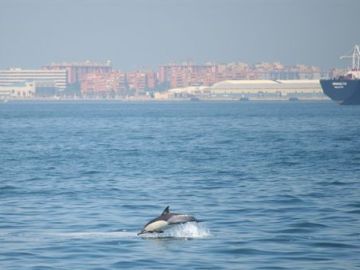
2;1;360;269
1;0;359;70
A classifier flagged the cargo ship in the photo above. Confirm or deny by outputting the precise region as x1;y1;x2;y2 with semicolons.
320;45;360;105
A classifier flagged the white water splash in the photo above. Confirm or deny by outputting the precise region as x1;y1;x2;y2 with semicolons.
166;222;211;238
141;222;211;239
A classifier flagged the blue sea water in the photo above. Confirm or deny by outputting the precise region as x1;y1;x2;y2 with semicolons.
0;101;360;270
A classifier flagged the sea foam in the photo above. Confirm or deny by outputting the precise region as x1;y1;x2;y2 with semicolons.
140;222;211;239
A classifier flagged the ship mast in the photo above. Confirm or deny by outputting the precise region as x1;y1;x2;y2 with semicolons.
340;45;360;71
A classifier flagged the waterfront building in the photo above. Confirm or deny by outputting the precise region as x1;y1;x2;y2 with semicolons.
145;71;157;90
126;71;158;93
81;71;127;97
0;81;35;98
209;80;322;96
165;79;325;100
0;68;67;90
159;63;217;88
44;60;112;85
126;71;147;93
157;62;323;89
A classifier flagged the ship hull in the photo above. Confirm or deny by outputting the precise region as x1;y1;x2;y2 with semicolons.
320;79;360;105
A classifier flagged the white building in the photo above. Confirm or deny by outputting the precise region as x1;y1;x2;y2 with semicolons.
167;80;325;100
0;81;35;98
0;68;67;90
210;80;322;94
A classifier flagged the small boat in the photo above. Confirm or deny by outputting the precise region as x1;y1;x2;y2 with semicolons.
239;96;249;101
288;97;299;102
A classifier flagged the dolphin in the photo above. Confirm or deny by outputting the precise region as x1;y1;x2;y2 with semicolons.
137;206;199;235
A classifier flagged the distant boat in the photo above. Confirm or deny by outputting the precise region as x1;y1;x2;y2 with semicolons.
288;97;299;102
190;97;200;102
239;96;249;101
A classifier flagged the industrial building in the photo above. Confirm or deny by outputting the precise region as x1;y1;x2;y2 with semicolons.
166;80;325;100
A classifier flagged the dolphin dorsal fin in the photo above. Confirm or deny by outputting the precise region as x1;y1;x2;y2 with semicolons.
161;206;170;215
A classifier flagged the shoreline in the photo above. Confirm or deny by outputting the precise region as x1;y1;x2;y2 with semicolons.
1;97;331;103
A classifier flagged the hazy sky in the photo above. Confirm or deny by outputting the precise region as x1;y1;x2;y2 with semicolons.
0;0;359;70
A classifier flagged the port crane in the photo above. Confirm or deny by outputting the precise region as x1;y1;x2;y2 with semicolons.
340;45;360;70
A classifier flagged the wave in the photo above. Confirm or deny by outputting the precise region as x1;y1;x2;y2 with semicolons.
52;231;137;239
50;223;210;240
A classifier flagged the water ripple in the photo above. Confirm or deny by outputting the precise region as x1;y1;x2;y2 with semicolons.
1;101;360;269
